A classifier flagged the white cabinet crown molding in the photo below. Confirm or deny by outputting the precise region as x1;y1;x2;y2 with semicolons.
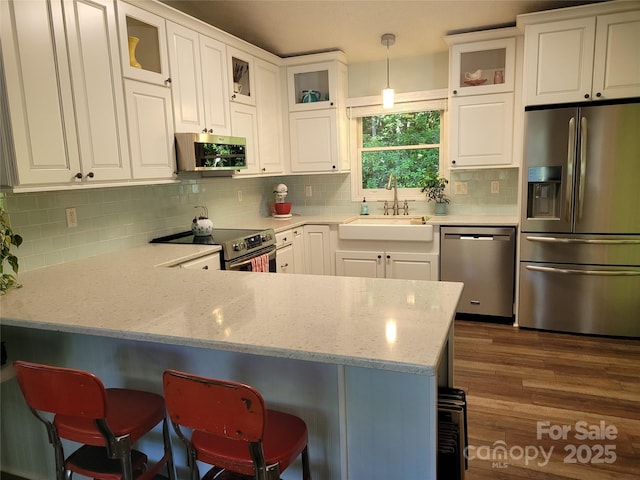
517;0;640;27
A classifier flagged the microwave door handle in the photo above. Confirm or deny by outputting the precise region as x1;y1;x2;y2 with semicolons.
565;116;576;223
578;116;587;222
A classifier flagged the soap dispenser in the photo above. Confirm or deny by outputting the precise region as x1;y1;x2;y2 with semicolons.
360;197;369;215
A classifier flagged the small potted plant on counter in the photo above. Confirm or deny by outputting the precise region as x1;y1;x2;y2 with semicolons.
1;207;23;294
421;175;450;215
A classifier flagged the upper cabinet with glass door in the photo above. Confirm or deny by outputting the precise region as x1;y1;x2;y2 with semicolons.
227;46;256;106
117;2;170;86
449;37;516;96
287;62;337;111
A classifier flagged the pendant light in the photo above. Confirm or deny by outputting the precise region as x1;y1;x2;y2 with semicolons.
381;33;396;109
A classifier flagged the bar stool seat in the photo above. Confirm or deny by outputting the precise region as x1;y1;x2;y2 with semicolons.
163;369;311;480
14;360;175;480
192;409;308;475
55;388;166;445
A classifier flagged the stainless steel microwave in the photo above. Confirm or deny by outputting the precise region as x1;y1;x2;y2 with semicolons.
175;133;247;172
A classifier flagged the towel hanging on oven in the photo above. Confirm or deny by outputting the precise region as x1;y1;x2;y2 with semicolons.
250;253;270;273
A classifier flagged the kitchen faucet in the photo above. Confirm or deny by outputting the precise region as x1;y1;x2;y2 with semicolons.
385;173;400;215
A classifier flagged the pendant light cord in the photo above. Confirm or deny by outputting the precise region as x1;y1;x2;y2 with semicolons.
386;42;391;89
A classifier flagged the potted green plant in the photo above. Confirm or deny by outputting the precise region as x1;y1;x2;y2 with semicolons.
1;207;23;294
421;175;450;215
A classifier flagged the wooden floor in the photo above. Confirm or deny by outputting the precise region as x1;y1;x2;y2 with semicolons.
453;320;640;480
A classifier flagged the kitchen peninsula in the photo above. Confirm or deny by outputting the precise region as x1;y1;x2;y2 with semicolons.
0;244;463;480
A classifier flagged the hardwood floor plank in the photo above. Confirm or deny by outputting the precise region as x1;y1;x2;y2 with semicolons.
453;320;640;480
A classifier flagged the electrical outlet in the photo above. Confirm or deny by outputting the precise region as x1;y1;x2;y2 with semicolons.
454;181;468;195
65;207;78;228
237;190;243;202
305;185;312;197
491;181;500;194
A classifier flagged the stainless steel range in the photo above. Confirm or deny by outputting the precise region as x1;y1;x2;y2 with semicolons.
151;228;276;272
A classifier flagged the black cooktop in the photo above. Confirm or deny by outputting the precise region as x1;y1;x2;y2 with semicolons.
151;228;268;245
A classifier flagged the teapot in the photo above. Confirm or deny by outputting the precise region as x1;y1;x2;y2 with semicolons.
465;69;483;81
191;206;214;237
301;90;321;103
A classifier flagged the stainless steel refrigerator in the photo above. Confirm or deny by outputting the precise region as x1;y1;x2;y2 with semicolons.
519;99;640;337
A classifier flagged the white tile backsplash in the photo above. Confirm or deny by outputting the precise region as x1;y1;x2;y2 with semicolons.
1;168;517;272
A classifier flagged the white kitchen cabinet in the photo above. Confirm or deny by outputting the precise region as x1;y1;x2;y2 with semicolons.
592;11;640;101
292;227;306;274
276;227;305;274
449;93;514;168
287;61;337;111
166;22;231;135
178;253;221;270
64;0;131;182
522;9;640;105
276;244;295;273
228;46;256;106
1;0;130;188
336;251;438;280
286;55;349;174
230;103;259;175
289;110;339;173
124;80;176;179
276;229;294;273
117;2;170;86
304;225;332;275
200;36;232;135
238;58;284;176
523;17;596;105
449;37;516;97
446;29;519;169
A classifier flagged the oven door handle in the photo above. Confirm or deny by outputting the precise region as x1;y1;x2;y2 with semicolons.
526;265;640;276
228;247;276;269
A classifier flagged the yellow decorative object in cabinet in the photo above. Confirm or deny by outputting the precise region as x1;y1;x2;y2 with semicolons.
118;2;170;86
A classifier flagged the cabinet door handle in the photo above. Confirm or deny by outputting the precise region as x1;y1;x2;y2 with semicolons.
75;172;83;179
86;172;94;179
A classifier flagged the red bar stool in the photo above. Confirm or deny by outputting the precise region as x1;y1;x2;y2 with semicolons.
13;360;175;480
162;369;311;480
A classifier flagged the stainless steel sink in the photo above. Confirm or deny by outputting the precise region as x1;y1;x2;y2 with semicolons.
339;215;434;241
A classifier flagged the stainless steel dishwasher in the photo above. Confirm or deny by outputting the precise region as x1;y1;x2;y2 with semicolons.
440;226;516;319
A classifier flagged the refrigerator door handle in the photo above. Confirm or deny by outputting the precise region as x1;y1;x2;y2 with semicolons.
578;116;587;222
526;265;640;276
565;117;576;223
525;236;640;245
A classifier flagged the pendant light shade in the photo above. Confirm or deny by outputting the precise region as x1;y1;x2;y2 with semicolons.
381;33;395;109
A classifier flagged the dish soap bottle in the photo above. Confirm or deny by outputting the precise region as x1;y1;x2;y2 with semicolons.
360;197;369;215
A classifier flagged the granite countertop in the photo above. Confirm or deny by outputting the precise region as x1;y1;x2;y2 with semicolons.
0;244;463;375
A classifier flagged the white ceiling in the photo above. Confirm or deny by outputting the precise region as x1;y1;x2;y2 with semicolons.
160;0;599;63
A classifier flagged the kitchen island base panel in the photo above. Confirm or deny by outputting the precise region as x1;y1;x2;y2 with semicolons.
0;326;447;480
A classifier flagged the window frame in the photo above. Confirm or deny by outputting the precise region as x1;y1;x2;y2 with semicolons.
347;91;448;203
